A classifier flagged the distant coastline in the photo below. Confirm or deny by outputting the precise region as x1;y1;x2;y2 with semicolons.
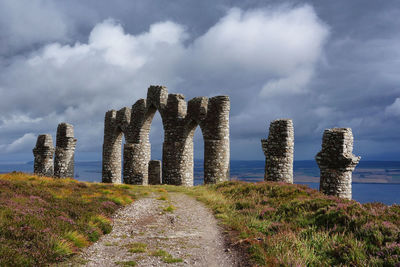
1;160;400;184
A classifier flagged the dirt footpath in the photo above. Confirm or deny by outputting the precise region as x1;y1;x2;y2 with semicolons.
71;192;245;266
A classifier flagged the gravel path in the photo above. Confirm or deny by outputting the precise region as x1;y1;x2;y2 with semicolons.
70;192;244;266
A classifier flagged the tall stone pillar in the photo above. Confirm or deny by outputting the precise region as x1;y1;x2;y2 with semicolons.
201;96;230;184
123;99;153;185
102;110;123;183
261;119;294;183
54;123;77;178
148;160;162;185
162;94;194;186
316;128;360;199
33;134;55;176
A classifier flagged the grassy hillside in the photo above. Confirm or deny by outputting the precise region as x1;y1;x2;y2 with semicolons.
0;173;399;266
0;172;141;266
178;181;400;266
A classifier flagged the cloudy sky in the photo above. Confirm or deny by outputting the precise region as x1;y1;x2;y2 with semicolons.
0;0;399;163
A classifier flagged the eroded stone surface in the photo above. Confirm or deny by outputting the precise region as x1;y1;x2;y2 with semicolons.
33;134;55;176
261;119;294;183
102;85;230;186
54;123;77;178
316;128;361;199
148;160;161;185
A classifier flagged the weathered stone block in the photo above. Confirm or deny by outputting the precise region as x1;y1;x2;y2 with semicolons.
316;128;361;199
54;123;77;178
148;160;162;185
33;134;55;177
123;142;150;185
261;119;294;183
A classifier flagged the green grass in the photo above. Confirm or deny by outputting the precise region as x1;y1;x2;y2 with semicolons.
163;204;176;213
64;231;89;248
150;249;183;263
126;242;148;253
0;172;140;266
1;173;399;266
166;181;400;266
157;195;168;201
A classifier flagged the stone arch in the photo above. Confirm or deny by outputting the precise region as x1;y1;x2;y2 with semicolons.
102;85;230;186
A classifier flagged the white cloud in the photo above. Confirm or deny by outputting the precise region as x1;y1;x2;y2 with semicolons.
0;133;37;153
385;98;400;117
0;5;329;159
189;6;328;96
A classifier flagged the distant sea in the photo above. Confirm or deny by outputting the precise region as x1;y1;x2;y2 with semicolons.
1;160;399;205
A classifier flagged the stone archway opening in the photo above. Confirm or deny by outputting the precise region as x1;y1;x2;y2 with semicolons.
149;111;163;161
193;127;204;185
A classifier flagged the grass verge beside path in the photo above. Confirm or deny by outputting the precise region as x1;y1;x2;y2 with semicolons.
163;181;400;266
0;172;149;266
1;173;399;266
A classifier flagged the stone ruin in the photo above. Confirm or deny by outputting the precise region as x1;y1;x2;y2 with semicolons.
33;134;55;176
102;85;230;186
54;123;77;178
316;128;360;199
261;119;294;183
33;123;77;178
148;160;161;185
260;120;360;199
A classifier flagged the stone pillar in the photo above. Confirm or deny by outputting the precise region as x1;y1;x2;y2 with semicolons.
261;119;294;183
33;134;55;176
123;98;155;185
201;96;230;184
148;160;162;185
54;123;77;178
123;142;150;185
162;137;194;186
102;110;123;183
162;94;194;186
316;128;361;199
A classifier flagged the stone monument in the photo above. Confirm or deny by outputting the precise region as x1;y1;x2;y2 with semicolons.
54;123;77;178
102;85;230;186
33;134;55;176
316;128;360;199
261;119;294;183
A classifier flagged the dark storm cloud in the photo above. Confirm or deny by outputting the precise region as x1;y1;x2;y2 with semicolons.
0;0;399;162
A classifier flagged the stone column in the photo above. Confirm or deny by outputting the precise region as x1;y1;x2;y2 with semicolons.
148;160;162;185
162;137;194;186
162;94;194;186
201;96;230;184
316;128;360;199
33;134;55;176
54;123;77;178
102;110;123;183
123;142;150;185
123;99;154;185
261;119;294;183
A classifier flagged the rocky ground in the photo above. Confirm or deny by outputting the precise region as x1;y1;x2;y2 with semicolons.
66;191;244;267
